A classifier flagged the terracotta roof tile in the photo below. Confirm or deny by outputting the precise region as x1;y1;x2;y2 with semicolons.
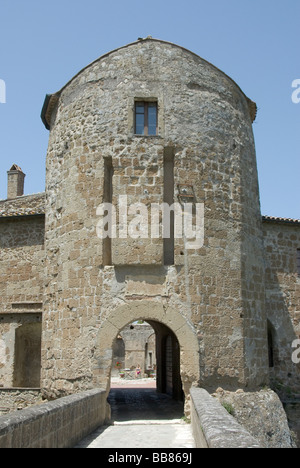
262;215;300;225
0;193;45;218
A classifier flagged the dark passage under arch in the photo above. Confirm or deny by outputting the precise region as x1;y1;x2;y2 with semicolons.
147;320;183;401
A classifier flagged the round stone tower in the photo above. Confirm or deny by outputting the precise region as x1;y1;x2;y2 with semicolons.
41;38;268;402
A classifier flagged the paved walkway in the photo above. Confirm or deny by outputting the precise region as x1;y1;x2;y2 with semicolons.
76;380;195;449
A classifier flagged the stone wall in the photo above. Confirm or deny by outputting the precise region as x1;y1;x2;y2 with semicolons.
0;215;45;313
0;389;42;415
0;208;45;387
284;402;300;447
0;313;42;387
111;322;156;376
262;220;300;397
120;322;156;374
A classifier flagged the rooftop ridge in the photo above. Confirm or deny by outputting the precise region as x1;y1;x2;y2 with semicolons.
262;215;300;225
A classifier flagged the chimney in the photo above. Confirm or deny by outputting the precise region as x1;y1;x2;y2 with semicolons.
7;164;26;199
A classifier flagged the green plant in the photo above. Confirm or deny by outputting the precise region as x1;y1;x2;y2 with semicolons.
222;401;235;416
181;416;191;424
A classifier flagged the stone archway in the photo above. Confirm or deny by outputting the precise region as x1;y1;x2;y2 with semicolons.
93;301;200;408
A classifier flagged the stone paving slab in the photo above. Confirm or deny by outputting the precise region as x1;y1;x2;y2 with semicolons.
76;422;195;449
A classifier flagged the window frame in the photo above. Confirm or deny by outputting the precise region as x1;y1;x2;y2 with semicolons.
134;100;158;136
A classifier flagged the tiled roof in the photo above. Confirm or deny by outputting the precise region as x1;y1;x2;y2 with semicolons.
0;193;45;218
0;208;45;218
262;215;300;225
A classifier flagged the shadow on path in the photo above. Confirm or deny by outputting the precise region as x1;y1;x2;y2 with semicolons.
108;387;185;423
75;388;194;448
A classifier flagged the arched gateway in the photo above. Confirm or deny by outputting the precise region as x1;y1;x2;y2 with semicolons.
93;301;200;403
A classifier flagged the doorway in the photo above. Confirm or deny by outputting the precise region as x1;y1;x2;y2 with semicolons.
94;300;200;417
13;322;42;387
109;319;184;423
111;320;183;401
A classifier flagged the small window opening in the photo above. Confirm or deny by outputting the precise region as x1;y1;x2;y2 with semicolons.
149;351;153;368
135;101;157;135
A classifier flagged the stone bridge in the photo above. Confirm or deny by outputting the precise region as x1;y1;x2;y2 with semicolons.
0;387;262;449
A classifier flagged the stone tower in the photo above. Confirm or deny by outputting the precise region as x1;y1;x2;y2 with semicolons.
41;38;268;402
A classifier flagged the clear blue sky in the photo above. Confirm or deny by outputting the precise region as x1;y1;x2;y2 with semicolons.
0;0;299;219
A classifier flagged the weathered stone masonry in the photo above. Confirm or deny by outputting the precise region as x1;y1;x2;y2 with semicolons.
41;38;267;399
0;39;299;414
0;193;45;388
262;217;300;397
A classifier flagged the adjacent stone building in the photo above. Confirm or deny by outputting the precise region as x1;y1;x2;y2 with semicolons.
0;39;299;414
111;322;156;377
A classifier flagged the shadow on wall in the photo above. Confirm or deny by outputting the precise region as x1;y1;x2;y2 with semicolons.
263;225;300;400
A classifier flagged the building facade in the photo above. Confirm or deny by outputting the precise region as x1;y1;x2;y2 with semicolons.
0;39;299;408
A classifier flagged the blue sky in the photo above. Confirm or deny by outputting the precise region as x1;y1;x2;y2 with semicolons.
0;0;299;218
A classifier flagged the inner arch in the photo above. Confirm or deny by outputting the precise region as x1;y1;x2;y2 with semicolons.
93;301;200;409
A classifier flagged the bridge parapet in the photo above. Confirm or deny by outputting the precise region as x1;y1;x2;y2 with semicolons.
190;388;261;448
0;388;107;448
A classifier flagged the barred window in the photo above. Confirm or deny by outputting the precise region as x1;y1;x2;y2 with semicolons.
297;249;300;277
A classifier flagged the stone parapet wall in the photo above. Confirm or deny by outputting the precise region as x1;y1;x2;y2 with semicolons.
0;388;107;448
190;387;261;448
191;387;296;448
212;387;295;448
